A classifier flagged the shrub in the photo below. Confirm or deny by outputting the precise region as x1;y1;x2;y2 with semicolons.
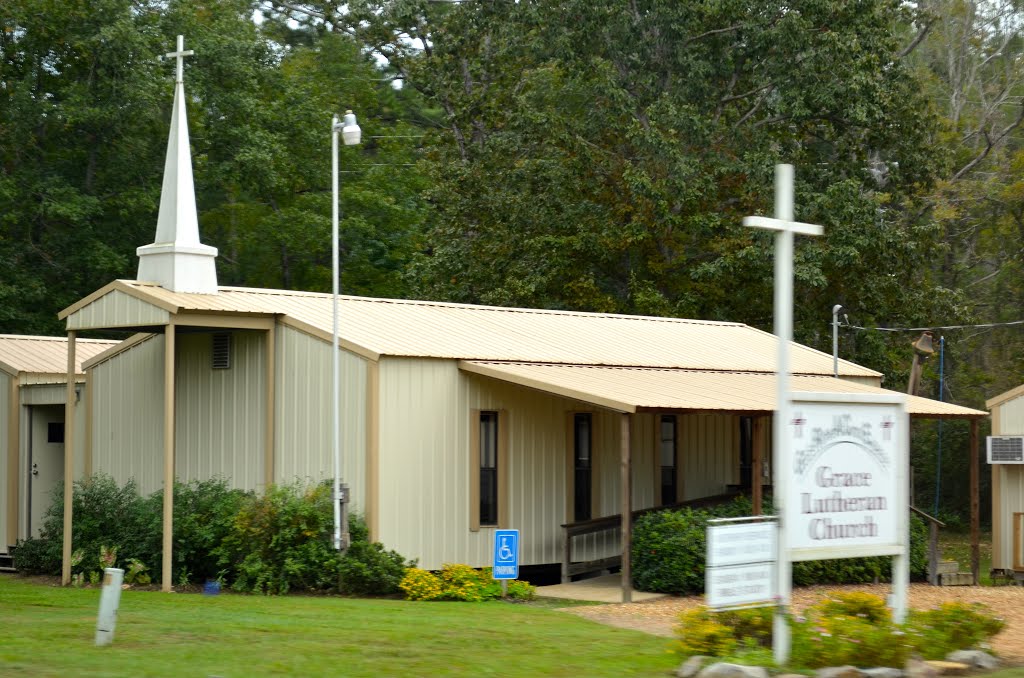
338;524;412;596
673;607;738;657
398;564;536;601
214;482;342;594
906;602;1005;659
816;591;892;624
632;496;929;593
14;474;151;579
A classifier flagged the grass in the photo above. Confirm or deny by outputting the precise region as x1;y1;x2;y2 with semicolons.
0;575;677;677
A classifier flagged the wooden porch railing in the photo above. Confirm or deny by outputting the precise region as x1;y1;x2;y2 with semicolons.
909;505;945;586
563;497;949;586
560;492;742;584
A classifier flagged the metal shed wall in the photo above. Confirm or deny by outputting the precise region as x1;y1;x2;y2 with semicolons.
274;325;367;510
65;289;169;331
992;391;1024;570
1;372;10;549
175;331;265;490
89;334;164;494
375;358;749;571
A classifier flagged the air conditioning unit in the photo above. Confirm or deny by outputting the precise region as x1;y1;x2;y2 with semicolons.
987;436;1024;464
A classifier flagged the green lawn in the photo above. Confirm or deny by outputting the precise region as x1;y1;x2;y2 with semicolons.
0;575;677;677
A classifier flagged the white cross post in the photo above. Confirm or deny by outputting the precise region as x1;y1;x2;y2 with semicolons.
743;164;824;665
164;35;194;84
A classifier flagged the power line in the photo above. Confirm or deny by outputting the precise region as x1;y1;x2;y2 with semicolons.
842;319;1024;332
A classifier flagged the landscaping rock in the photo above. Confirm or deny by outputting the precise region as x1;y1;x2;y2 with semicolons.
945;650;998;670
905;658;938;678
863;668;902;678
696;662;769;678
923;661;970;676
816;665;864;678
677;656;709;678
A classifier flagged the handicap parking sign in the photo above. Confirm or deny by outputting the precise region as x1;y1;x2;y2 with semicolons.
492;529;519;580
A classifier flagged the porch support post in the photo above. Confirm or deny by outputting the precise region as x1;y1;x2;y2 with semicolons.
6;376;19;551
620;412;632;603
162;324;176;592
970;418;979;585
61;331;76;586
752;416;766;515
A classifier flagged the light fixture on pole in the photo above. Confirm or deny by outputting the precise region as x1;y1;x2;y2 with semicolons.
332;110;361;552
832;304;843;378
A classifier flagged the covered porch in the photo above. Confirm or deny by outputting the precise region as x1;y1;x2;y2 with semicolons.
461;361;988;602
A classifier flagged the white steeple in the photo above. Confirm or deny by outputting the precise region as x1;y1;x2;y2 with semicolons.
137;35;218;294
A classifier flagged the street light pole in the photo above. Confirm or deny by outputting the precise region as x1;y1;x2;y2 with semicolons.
832;304;843;378
332;110;361;552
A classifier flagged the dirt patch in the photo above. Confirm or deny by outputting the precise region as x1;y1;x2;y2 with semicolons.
561;583;1024;663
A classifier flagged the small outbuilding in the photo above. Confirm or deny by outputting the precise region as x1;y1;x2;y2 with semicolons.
987;384;1024;578
0;335;118;550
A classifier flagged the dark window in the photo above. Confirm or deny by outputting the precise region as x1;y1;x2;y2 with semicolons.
660;415;677;505
47;422;65;444
479;411;499;526
573;413;592;522
739;416;753;491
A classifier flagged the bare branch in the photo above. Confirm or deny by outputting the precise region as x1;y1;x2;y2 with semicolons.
952;102;1024;181
898;18;935;59
684;24;742;46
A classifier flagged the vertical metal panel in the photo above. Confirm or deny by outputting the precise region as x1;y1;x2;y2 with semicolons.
994;396;1024;569
681;413;739;500
274;325;367;510
377;359;668;570
65;290;169;330
0;372;10;549
632;413;656;510
174;331;264;490
90;335;164;494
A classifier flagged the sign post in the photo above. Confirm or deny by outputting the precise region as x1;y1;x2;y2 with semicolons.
743;164;824;664
95;567;124;646
492;529;519;596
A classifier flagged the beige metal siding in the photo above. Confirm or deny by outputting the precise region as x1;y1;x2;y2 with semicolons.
90;334;164;494
21;384;71;406
681;413;740;499
274;325;367;509
174;332;265;490
0;372;9;549
993;394;1024;570
65;290;169;330
375;360;747;570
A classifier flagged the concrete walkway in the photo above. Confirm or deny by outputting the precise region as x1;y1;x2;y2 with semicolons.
535;574;668;603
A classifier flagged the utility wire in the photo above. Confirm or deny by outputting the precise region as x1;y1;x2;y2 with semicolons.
841;319;1024;332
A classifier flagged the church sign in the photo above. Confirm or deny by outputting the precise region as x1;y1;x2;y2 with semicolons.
785;393;908;562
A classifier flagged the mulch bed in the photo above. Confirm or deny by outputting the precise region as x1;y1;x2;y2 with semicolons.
562;583;1024;664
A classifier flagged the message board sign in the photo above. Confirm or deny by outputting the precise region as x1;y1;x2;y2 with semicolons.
706;519;776;610
786;393;908;562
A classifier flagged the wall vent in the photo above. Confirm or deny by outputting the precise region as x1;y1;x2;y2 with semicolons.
987;436;1024;464
212;333;231;370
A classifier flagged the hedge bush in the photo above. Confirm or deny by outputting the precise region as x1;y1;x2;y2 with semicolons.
14;474;411;596
398;564;536;601
632;496;928;594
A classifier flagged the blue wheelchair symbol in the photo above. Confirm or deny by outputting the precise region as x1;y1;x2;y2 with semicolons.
492;529;519;579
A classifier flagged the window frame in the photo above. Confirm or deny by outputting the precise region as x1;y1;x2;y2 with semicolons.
469;409;508;531
569;412;594;523
658;414;678;506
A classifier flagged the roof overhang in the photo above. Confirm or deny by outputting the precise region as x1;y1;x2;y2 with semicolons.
459;361;988;418
987;383;1024;410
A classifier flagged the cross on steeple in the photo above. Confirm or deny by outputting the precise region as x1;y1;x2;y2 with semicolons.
164;35;193;84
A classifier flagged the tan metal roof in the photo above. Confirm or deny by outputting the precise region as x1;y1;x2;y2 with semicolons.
60;281;880;377
459;361;987;418
986;383;1024;410
0;334;120;381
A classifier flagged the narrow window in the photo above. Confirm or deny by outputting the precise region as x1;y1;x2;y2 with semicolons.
659;415;677;505
573;413;592;522
739;416;753;491
479;411;499;526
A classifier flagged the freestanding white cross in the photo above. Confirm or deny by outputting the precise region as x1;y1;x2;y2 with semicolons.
164;35;194;84
742;164;824;665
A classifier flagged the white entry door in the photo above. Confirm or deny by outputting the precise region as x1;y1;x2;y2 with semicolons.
29;406;65;538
